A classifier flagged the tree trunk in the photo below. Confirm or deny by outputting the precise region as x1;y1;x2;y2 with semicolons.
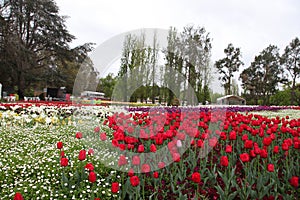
291;76;296;105
17;70;25;100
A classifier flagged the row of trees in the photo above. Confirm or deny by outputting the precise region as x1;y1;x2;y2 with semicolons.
0;0;96;98
1;0;299;105
215;38;300;105
111;26;212;105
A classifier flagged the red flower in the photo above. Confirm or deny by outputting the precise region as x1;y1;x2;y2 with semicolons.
78;150;86;161
242;134;248;141
75;132;83;139
240;153;250;162
260;149;268;158
289;176;299;187
94;126;100;133
100;133;107;141
244;140;253;149
88;171;97;183
57;141;63;149
197;140;204;148
128;168;134;177
141;164;151;173
208;137;218;147
220;156;229;167
127;126;134;134
158;161;165;169
132;156;140;166
250;150;256;158
225;145;232;153
273;146;279;154
153;171;159;178
88;148;94;155
172;152;180;162
267;164;274;172
119;144;126;151
282;142;289;151
60;151;65;157
60;157;68;167
191;172;201;183
150;144;157;152
263;137;272;146
130;175;140;187
118;155;127;166
137;144;145;153
94;198;101;200
112;139;119;147
85;163;94;171
14;192;24;200
111;182;119;193
229;131;237;140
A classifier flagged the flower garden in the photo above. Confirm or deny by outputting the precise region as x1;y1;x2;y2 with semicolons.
0;102;299;200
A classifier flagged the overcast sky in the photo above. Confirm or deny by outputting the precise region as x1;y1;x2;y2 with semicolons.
55;0;300;94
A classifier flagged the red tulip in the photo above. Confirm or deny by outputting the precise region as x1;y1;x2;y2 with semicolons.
137;144;145;153
128;168;134;177
191;172;201;183
229;131;237;140
111;182;119;193
118;155;127;166
220;156;229;167
88;171;97;183
240;153;250;162
141;164;151;173
132;155;140;166
267;164;274;172
85;163;94;171
60;157;68;167
14;192;24;200
100;133;107;141
289;176;299;187
57;141;63;149
158;162;165;169
153;171;159;178
130;176;140;187
150;144;157;152
78;150;86;161
75;132;83;139
225;145;232;153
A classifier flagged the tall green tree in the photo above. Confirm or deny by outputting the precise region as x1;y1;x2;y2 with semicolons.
97;73;116;98
181;25;212;105
0;0;92;98
281;37;300;105
240;45;286;105
215;43;243;95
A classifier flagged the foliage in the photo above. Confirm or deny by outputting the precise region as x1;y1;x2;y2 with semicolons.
240;45;287;105
97;73;117;98
215;43;244;95
281;37;300;105
0;0;94;98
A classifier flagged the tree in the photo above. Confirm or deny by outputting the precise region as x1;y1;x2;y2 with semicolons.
180;25;212;105
0;0;92;99
215;43;243;95
97;73;116;99
281;37;300;105
240;45;286;105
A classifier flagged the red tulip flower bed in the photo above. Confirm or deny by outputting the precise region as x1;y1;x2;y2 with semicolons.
74;109;299;199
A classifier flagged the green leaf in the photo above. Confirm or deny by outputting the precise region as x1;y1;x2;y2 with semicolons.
228;191;238;200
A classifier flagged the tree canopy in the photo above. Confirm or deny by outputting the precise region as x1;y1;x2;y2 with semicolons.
0;0;94;98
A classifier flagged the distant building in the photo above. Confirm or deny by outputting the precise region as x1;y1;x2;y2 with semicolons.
217;95;246;105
